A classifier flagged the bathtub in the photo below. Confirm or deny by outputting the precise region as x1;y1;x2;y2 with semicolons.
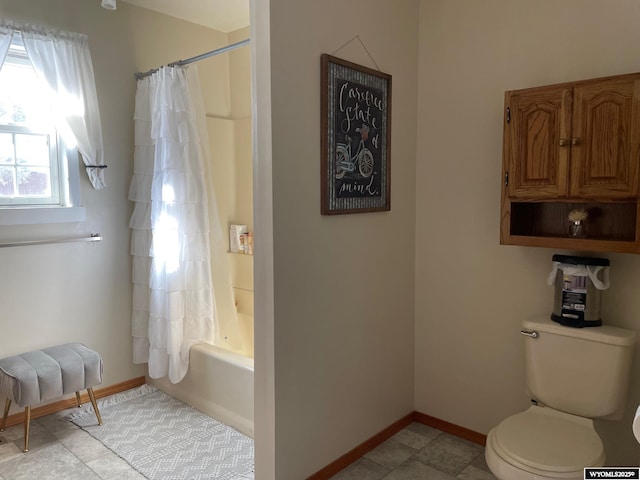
150;342;254;438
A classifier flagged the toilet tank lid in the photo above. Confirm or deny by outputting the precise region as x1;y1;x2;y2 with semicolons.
523;318;636;347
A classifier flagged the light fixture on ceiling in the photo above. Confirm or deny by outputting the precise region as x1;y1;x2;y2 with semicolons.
101;0;116;10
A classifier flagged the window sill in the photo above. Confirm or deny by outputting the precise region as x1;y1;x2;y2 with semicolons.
0;206;86;225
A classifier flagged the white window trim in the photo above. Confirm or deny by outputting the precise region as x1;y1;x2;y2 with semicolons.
0;32;86;225
0;146;85;225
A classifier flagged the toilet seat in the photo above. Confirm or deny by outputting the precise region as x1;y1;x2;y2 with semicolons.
487;406;605;478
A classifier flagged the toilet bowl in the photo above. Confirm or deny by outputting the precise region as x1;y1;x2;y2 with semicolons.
485;405;604;480
485;318;635;480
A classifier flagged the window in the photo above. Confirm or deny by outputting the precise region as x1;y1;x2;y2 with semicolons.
0;32;83;224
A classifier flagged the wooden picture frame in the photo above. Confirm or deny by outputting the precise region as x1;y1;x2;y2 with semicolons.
321;54;392;215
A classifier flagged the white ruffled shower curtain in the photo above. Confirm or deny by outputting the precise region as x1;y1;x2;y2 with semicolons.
129;66;239;384
0;22;105;189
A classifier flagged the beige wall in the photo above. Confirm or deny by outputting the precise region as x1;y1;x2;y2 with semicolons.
251;0;276;475
415;0;640;466
262;0;419;477
0;0;145;410
0;0;240;412
8;0;640;476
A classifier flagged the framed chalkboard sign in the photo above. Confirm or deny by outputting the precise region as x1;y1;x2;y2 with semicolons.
321;54;392;215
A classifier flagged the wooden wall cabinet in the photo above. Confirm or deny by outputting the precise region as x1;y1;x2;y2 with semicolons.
500;72;640;254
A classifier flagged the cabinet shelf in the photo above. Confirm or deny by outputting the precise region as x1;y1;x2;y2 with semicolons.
502;200;639;253
509;201;637;240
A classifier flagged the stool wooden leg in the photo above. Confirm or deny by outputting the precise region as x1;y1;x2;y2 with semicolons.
1;398;10;431
23;406;30;452
87;388;102;426
75;392;82;407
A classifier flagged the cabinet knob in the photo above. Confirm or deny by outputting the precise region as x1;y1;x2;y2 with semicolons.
572;137;582;146
559;139;569;146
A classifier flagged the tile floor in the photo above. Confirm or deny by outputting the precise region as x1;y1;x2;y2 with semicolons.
329;422;496;480
0;406;145;480
0;402;495;480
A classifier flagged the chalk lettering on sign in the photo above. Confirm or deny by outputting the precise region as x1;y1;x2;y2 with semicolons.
337;173;379;198
333;77;385;200
338;81;384;134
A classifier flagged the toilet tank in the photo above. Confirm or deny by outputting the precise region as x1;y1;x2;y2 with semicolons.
522;318;636;420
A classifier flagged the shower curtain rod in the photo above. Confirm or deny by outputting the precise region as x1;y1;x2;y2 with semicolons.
135;38;251;80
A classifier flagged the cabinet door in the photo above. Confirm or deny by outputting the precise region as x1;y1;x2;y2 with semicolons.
504;86;572;198
570;76;640;197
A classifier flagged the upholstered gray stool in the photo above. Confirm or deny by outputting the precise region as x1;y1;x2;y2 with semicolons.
0;343;103;452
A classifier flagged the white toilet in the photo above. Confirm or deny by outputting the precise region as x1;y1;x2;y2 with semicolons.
485;317;636;480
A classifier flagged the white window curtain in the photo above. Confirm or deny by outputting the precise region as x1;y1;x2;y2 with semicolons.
129;66;220;383
1;22;106;189
0;26;13;67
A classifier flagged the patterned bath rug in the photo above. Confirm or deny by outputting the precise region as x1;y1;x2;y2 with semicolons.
67;385;254;480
